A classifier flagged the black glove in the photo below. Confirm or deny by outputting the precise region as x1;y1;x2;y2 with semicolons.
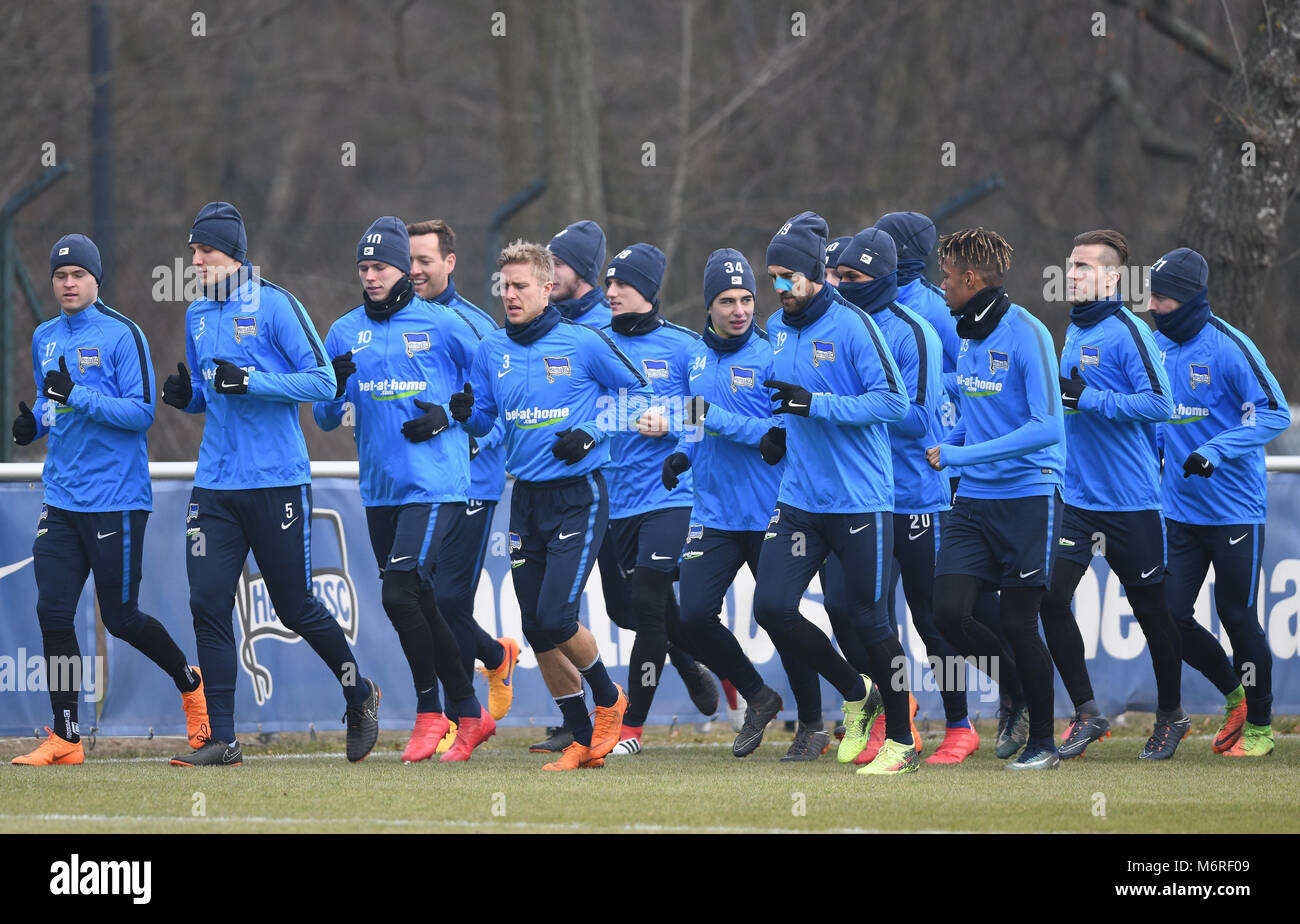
449;383;474;422
764;379;812;417
331;351;355;399
1183;451;1215;479
11;401;36;446
42;356;75;405
551;427;596;465
684;395;709;426
759;426;787;465
469;435;480;460
163;362;193;410
1060;366;1086;410
402;399;449;442
661;452;691;490
213;358;249;394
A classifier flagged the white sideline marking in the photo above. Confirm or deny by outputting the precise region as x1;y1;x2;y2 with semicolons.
0;812;973;834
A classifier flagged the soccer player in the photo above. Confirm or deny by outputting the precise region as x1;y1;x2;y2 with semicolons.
162;202;378;766
926;227;1066;770
1038;230;1189;760
11;234;208;766
752;211;919;776
878;210;1027;758
522;219;611;755
599;243;718;756
313;217;494;763
462;240;649;771
829;227;983;765
1149;247;1290;757
549;219;612;327
407;219;520;749
670;248;824;760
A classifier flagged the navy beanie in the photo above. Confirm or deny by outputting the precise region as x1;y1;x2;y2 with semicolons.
189;201;248;262
50;234;102;284
876;211;936;264
703;248;756;308
824;235;853;268
838;227;898;277
605;243;666;305
357;216;410;273
766;211;828;283
549;220;607;288
1149;247;1209;304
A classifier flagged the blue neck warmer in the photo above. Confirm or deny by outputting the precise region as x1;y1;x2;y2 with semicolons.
703;319;752;353
897;258;927;286
1152;288;1211;343
506;304;563;344
837;272;899;315
1069;296;1123;329
781;283;834;330
552;287;604;322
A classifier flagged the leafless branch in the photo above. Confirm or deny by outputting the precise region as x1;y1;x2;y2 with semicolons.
1107;0;1235;74
1105;71;1200;160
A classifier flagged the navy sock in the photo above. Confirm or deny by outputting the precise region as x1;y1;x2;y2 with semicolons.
557;694;593;746
946;717;972;729
452;695;479;721
416;682;442;714
579;657;618;708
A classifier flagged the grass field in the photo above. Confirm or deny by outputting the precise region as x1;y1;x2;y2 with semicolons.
1;717;1295;834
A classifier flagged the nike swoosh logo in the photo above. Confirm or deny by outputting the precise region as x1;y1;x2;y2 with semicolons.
222;750;240;764
41;358;57;367
789;402;807;409
0;557;34;581
280;518;298;530
908;529;929;541
582;440;594;450
690;372;703;381
351;343;372;353
96;531;117;540
465;506;485;516
1229;534;1247;545
772;347;785;354
650;553;673;561
973;303;993;322
498;369;511;377
1019;569;1040;578
557;531;580;541
1140;566;1159;579
390;555;413;563
47;388;66;400
848;524;869;535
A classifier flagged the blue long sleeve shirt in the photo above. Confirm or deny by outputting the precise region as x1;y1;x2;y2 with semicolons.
941;303;1065;499
1061;304;1172;511
1156;313;1290;525
897;276;962;439
463;310;654;483
432;281;506;501
869;302;951;514
179;275;336;490
29;301;155;511
674;325;783;532
313;296;481;506
765;285;908;514
602;317;700;518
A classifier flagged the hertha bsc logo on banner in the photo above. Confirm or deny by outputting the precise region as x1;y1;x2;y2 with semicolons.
234;508;359;705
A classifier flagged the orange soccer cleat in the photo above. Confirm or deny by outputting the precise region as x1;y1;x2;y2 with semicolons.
542;740;603;770
181;666;210;750
12;728;84;766
479;637;521;721
588;684;628;760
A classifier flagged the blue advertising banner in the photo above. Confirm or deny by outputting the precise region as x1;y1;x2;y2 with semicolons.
2;474;1297;736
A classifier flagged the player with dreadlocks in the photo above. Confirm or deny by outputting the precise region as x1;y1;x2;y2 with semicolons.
926;228;1067;770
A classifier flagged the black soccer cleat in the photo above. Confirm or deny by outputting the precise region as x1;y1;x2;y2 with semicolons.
528;727;574;753
1139;712;1192;761
170;738;242;767
344;678;381;762
732;686;783;758
676;660;720;717
780;722;831;762
1059;712;1111;759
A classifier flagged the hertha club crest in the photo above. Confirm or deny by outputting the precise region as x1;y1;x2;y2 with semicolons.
234;508;359;705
